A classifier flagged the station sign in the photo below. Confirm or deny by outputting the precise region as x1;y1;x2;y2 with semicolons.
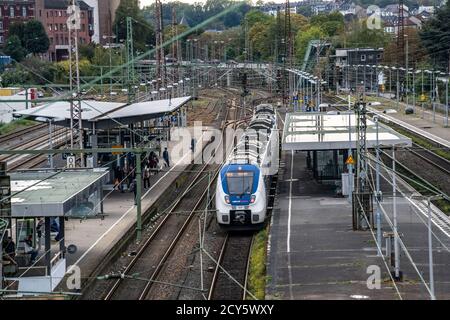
112;145;124;155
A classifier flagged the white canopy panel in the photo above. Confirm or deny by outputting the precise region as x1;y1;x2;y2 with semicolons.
282;112;412;151
13;96;192;129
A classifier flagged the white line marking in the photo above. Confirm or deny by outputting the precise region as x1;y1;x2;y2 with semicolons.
287;150;293;253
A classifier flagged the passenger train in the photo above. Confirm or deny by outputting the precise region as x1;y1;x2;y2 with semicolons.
215;104;279;230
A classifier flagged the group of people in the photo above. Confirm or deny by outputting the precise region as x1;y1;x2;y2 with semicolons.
114;149;171;204
2;232;39;267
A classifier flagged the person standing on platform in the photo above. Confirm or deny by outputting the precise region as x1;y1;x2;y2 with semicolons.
144;165;151;189
163;147;170;168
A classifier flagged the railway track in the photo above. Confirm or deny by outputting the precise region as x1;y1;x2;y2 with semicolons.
103;162;220;300
405;143;450;176
0;123;47;146
82;91;237;300
1;128;70;170
208;233;254;300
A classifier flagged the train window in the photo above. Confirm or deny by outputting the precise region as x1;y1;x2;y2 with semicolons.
226;172;254;196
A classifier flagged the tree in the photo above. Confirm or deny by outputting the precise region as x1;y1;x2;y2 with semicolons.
23;20;50;55
21;57;57;84
384;28;427;67
420;1;450;69
1;67;30;87
4;35;27;62
342;19;389;48
244;9;268;29
310;12;344;37
8;22;25;46
114;0;155;54
295;26;326;62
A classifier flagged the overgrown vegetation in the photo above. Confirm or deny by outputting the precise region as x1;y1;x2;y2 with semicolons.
394;127;450;162
247;228;268;300
0;119;36;135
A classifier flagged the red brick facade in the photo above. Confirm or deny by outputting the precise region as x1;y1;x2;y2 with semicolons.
0;1;36;45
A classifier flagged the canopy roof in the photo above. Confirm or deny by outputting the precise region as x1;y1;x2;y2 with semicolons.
14;96;192;130
282;112;412;151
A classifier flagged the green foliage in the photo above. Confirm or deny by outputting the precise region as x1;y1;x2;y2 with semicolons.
343;19;389;48
114;0;155;53
23;20;50;54
247;228;268;300
420;1;450;69
295;25;326;62
244;9;269;29
21;57;57;84
4;35;27;62
90;46;123;66
0;67;31;86
55;59;93;84
79;43;96;61
310;12;344;37
142;0;250;31
8;22;25;45
0;119;36;135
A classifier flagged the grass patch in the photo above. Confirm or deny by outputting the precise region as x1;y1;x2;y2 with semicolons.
247;228;268;300
394;127;450;162
0;119;36;135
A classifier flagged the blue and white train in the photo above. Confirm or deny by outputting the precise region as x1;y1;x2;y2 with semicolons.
215;104;279;230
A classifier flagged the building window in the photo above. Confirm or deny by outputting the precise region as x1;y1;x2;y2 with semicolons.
361;54;366;62
55;24;58;31
59;10;62;17
0;21;3;30
10;6;14;18
22;6;26;17
0;36;4;44
49;24;52;31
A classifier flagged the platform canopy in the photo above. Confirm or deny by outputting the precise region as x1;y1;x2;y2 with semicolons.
282;112;412;151
10;169;109;217
13;96;191;130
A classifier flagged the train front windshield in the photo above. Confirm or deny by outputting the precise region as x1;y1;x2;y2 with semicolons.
226;171;254;195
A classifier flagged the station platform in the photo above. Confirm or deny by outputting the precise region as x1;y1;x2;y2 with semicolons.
337;94;450;147
266;151;399;299
56;127;213;291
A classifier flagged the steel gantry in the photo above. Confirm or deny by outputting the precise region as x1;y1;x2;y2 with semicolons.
67;0;84;167
353;96;374;230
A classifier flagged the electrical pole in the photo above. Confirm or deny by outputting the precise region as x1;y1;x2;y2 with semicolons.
352;95;373;231
67;0;84;167
155;0;165;90
126;16;136;104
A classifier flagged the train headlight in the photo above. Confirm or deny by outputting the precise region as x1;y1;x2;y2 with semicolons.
224;195;230;204
250;195;256;204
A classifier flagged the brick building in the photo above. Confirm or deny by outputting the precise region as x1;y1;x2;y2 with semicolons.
0;1;36;45
84;0;120;44
35;0;94;61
